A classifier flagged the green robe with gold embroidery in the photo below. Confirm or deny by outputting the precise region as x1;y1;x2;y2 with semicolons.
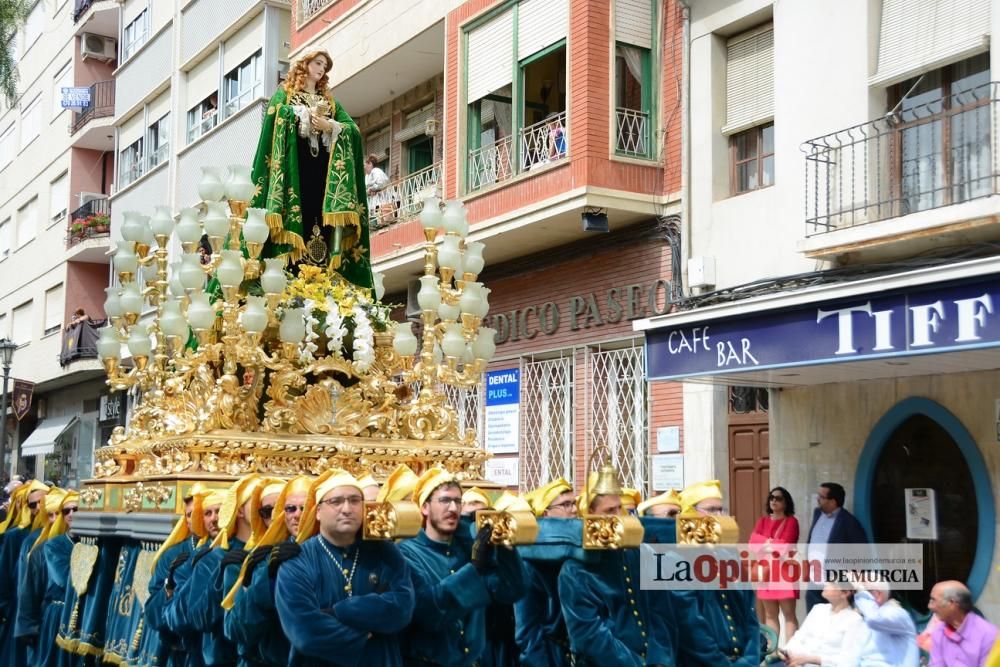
251;87;374;289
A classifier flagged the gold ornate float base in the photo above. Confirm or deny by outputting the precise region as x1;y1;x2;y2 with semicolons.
81;431;488;514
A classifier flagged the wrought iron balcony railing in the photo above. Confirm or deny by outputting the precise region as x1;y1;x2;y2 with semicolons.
67;196;110;249
299;0;334;25
804;81;999;236
615;107;650;157
468;135;514;193
370;162;442;230
71;80;115;134
520;111;568;172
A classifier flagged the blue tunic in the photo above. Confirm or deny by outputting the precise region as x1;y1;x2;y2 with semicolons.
144;537;198;667
14;535;47;665
37;535;73;667
514;559;571;666
0;527;41;667
675;589;759;666
169;538;246;666
558;549;673;667
223;543;290;667
398;529;526;666
163;543;213;667
274;535;415;666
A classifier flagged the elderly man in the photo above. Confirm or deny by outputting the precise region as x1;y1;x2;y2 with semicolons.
224;476;313;667
275;470;415;665
928;580;996;667
514;478;576;667
841;580;918;666
400;467;526;666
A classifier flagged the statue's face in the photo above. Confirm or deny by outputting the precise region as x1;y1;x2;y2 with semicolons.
307;56;329;83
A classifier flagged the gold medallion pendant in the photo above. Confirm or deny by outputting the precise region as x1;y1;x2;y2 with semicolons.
306;224;328;265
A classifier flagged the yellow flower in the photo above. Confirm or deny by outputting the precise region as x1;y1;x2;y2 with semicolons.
298;265;322;281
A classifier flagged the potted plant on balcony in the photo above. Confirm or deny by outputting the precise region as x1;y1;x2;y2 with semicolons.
87;213;110;234
69;221;85;240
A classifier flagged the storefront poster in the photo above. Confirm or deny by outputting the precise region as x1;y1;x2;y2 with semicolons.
485;457;519;487
650;454;684;491
485;369;520;454
905;488;938;540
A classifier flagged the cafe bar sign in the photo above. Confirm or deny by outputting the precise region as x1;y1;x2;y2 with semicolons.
646;275;1000;380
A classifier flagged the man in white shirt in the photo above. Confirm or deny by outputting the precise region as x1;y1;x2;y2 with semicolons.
364;154;391;225
841;580;919;667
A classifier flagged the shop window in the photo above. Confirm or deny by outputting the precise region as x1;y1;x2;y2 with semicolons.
728;386;769;414
588;344;647;492
224;50;262;118
119;137;143;187
122;9;148;61
187;93;219;144
147;113;169;168
890;52;991;215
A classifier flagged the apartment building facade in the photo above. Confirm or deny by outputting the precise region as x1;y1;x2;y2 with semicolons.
636;0;1000;613
291;0;686;493
0;0;124;487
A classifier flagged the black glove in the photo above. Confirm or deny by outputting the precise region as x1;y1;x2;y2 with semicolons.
165;551;190;593
470;524;494;573
220;548;248;570
242;547;272;588
268;541;301;578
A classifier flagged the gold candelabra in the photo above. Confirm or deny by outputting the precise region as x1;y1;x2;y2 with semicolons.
85;168;495;512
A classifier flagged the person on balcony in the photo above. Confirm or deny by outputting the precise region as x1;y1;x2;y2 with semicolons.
364;155;393;226
64;308;89;331
250;50;374;290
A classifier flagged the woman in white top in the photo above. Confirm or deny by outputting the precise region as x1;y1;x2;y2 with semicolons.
778;582;866;667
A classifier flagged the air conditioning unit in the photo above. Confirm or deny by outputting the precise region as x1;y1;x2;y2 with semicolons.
405;278;423;321
81;33;117;62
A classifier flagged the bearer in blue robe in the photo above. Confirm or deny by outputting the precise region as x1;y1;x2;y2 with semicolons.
557;478;672;667
165;486;227;666
223;475;312;667
14;488;66;665
0;480;48;665
143;483;207;667
31;490;77;667
673;480;760;666
399;467;526;667
274;469;415;666
169;475;265;666
514;478;577;667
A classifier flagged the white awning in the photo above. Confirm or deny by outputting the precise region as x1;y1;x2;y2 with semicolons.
19;415;78;457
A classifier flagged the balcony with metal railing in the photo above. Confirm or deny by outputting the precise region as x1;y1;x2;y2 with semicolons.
298;0;335;26
519;111;568;172
467;112;570;194
71;80;115;135
370;162;442;230
66;196;111;260
615;108;650;158
801;82;999;259
468;136;514;193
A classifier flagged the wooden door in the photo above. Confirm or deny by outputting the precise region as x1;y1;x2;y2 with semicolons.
729;420;769;543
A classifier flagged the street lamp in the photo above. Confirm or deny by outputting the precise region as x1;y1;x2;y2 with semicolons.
0;338;17;480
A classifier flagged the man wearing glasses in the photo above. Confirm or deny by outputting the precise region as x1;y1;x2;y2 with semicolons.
514;478;577;666
399;467;526;667
223;476;313;667
275;469;415;665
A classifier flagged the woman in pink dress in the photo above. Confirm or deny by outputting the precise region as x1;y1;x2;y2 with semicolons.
750;486;800;643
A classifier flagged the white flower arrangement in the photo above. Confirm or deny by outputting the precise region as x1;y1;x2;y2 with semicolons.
351;304;375;373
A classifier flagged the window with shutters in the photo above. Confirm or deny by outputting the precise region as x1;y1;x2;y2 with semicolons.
16;198;36;248
889;53;991;215
0;219;10;259
22;1;43;55
224;50;262;118
365;126;390;171
12;301;32;346
19;95;41;150
44;284;64;335
52;61;72;119
725;24;774;195
0;124;14;169
465;0;568;191
49;172;68;225
613;0;655;158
